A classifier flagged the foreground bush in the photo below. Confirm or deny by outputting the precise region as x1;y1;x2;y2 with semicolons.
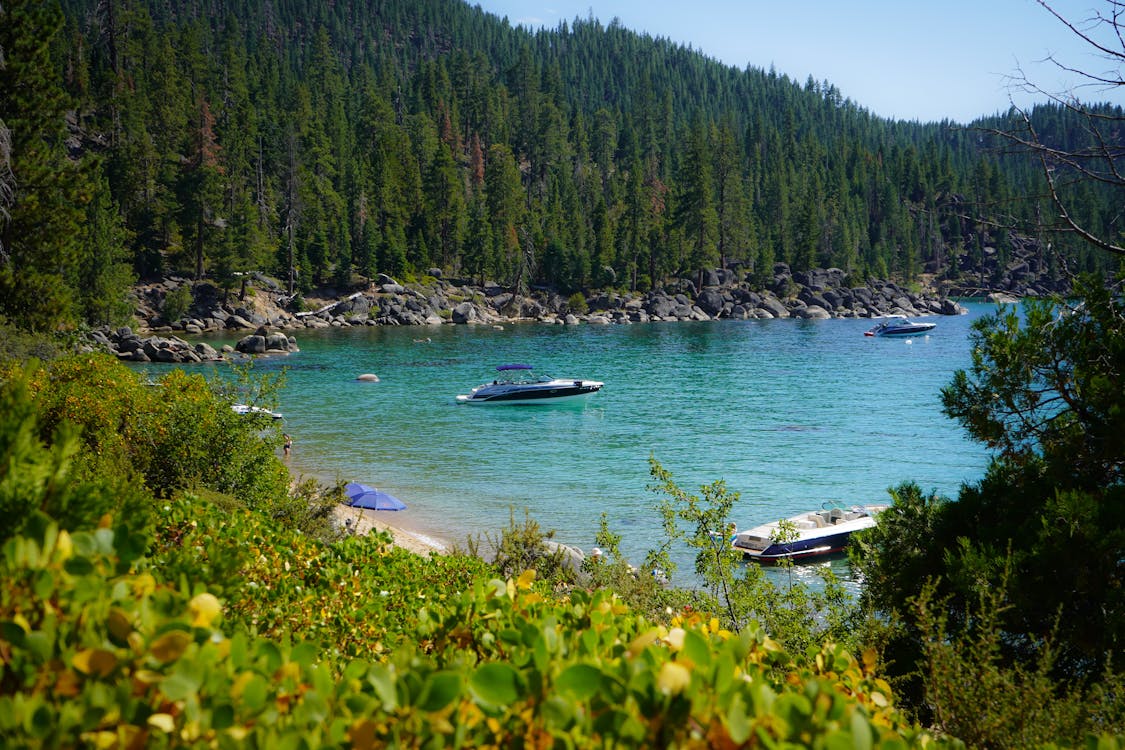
0;514;954;749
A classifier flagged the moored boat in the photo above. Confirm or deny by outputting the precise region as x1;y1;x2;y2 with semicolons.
456;364;603;405
733;502;887;563
231;403;284;420
864;316;936;337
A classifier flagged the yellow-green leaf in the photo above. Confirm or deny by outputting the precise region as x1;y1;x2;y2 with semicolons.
72;648;117;677
149;631;191;663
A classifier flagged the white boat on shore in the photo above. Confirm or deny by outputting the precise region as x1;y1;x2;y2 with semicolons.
733;502;887;563
456;364;603;405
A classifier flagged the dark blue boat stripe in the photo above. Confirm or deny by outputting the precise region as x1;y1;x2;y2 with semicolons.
474;386;600;402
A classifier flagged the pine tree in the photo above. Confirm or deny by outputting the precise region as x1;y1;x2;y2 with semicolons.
0;0;90;331
77;174;135;326
674;119;718;286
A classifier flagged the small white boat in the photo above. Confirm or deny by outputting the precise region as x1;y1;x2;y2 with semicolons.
231;403;284;420
733;502;887;563
456;364;603;405
864;316;936;337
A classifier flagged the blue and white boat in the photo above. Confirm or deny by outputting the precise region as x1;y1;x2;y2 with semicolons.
456;364;603;405
733;502;887;563
864;316;936;337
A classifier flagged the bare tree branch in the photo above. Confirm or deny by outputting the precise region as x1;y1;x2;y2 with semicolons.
985;2;1125;257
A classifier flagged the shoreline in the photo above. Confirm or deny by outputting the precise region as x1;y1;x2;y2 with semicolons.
331;502;450;556
287;458;454;556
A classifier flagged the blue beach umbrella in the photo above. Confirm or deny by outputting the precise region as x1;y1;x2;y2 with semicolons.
344;482;407;511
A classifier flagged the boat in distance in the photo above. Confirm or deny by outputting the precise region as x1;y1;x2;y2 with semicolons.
455;364;604;405
733;502;888;563
864;316;936;337
231;403;284;420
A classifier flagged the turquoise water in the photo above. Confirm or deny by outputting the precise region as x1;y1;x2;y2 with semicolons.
206;302;997;581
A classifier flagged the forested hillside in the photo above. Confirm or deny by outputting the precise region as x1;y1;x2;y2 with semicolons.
1;0;1119;330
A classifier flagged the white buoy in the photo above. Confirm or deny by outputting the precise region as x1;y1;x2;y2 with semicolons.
356;373;380;382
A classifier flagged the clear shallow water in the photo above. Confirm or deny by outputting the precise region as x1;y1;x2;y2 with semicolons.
190;304;997;582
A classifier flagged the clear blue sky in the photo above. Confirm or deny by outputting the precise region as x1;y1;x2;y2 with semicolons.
469;0;1124;123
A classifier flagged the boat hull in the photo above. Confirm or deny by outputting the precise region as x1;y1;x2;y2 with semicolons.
741;530;856;563
456;380;603;405
865;325;935;337
734;505;886;564
864;319;937;337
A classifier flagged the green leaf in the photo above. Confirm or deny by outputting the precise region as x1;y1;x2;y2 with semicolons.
63;556;94;576
211;703;235;730
290;641;318;667
229;632;249;669
25;632;52;662
849;711;873;750
367;664;398;711
29;704;54;739
70;531;100;557
254;641;283;672
542;695;575;727
239;674;269;712
161;672;201;701
469;662;522;707
0;697;16;731
32;570;54;600
681;629;712;669
554;664;602;701
0;620;27;647
726;693;751;744
418;670;462;712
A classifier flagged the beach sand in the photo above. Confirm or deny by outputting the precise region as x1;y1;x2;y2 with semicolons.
331;503;449;556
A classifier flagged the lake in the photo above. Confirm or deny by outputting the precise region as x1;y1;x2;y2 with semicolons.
190;303;998;584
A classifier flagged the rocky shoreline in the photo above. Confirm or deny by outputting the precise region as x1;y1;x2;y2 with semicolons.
85;264;970;363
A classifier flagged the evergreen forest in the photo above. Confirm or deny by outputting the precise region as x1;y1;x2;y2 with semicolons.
3;0;1123;331
3;1;1125;747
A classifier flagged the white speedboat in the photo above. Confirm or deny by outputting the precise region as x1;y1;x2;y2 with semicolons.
231;403;284;420
456;364;603;405
733;502;887;563
864;316;936;337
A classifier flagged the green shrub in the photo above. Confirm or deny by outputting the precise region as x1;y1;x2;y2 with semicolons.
0;359;154;548
0;319;66;366
161;284;193;323
566;291;588;314
912;575;1125;748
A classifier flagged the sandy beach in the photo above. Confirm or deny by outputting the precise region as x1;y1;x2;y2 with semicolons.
331;502;449;556
284;450;452;556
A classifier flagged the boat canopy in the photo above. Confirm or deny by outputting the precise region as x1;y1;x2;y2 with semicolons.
497;364;533;371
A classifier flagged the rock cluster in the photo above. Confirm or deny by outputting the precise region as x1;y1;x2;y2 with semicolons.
194;266;961;331
942;234;1068;299
233;327;300;356
131;275;300;334
596;266;964;324
83;326;228;364
85;265;967;361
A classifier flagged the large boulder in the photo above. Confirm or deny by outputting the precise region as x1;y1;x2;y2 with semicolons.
226;314;256;330
265;332;291;351
646;295;678;319
236;334;267;354
451;301;478;324
696;288;727;316
332;295;372;316
941;298;968;315
793;305;831;320
757;295;789;319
